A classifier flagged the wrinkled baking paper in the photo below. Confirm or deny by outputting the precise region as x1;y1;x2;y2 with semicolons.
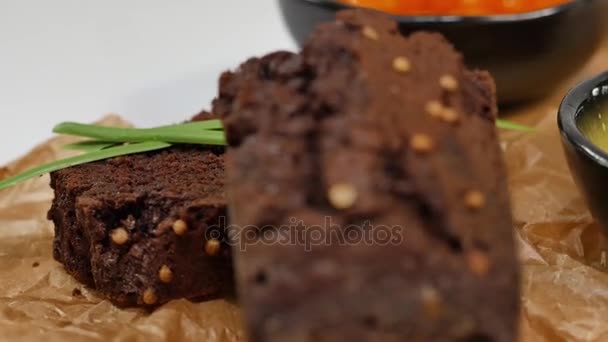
2;42;608;342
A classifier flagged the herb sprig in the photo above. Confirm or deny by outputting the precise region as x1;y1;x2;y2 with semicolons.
0;142;172;190
63;141;119;152
54;120;225;145
496;119;535;133
0;118;532;191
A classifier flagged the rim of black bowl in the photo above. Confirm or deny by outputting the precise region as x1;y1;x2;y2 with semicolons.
301;0;591;23
558;71;608;169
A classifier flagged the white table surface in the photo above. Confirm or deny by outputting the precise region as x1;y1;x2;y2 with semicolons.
0;0;296;165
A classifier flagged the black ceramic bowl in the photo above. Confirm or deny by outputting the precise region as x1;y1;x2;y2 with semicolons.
278;0;606;105
559;71;608;231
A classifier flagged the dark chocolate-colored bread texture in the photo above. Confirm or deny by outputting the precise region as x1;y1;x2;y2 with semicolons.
216;9;519;342
48;116;232;307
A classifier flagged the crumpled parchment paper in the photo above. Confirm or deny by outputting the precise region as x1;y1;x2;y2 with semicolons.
504;115;608;342
2;79;608;341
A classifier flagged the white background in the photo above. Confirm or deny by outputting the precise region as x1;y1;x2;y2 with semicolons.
0;0;296;164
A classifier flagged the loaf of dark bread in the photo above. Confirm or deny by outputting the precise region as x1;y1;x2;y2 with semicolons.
215;9;519;342
48;117;233;307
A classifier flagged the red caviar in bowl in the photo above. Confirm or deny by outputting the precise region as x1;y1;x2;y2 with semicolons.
338;0;572;15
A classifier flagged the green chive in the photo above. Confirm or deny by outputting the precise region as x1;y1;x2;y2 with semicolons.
0;141;171;191
63;141;119;152
148;119;224;131
187;119;224;130
53;120;227;146
496;119;535;132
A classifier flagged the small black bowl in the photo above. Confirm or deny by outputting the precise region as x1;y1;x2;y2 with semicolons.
278;0;606;104
559;71;608;231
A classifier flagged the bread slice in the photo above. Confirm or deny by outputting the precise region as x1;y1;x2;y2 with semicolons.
216;9;519;342
48;117;232;307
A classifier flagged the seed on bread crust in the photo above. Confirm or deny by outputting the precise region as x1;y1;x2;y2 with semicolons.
111;228;129;245
172;219;188;236
420;286;442;319
410;134;434;153
159;265;174;283
439;74;459;91
441;108;460;124
392;57;411;73
143;288;158;305
328;184;358;209
467;249;491;276
362;26;379;40
425;101;444;118
205;239;221;256
464;190;486;210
